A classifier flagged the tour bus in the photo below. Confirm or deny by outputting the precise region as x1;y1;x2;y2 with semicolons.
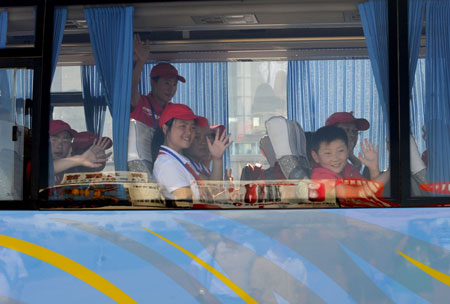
1;0;450;302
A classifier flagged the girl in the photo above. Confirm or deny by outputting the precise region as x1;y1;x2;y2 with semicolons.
153;104;231;204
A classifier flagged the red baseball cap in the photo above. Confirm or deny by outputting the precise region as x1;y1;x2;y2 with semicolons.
150;63;186;83
210;124;226;137
49;120;77;137
159;104;208;128
325;112;370;131
72;131;113;152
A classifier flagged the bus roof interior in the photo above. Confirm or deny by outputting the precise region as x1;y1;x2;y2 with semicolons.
4;0;385;64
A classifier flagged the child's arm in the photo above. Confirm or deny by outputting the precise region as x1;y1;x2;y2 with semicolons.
206;129;233;181
358;139;381;179
131;34;151;110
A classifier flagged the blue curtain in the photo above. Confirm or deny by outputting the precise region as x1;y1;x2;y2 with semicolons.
409;0;426;89
0;12;10;115
410;59;426;154
409;0;426;152
424;0;450;183
84;7;134;172
139;62;230;167
15;69;34;127
51;9;67;82
287;60;389;170
358;0;389;123
47;8;67;188
81;65;106;137
138;63;153;96
0;11;6;48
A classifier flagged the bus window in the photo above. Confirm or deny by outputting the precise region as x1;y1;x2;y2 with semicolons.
0;68;33;200
0;7;36;48
41;0;397;209
409;0;450;199
228;62;288;180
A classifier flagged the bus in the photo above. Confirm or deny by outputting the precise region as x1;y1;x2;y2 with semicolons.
1;0;450;302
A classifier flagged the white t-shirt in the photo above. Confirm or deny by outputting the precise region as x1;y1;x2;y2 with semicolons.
153;146;200;200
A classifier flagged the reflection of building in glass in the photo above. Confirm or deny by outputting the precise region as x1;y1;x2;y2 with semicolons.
228;62;287;180
251;83;285;134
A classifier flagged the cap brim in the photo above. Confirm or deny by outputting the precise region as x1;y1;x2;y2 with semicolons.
177;75;186;83
355;118;370;131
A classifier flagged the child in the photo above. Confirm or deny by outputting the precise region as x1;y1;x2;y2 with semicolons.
153;104;231;203
50;120;111;184
310;125;385;181
325;111;371;178
184;124;228;180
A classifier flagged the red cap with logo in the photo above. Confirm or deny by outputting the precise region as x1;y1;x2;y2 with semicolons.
159;103;208;128
325;112;370;131
49;120;77;137
150;63;186;83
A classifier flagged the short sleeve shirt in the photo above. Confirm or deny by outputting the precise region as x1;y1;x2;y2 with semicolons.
311;163;363;180
130;93;171;129
153;146;200;200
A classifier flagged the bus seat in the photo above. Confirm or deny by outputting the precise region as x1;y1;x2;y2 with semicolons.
259;135;276;168
265;116;310;179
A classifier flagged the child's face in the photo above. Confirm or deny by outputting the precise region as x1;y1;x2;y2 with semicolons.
312;139;349;174
163;119;196;153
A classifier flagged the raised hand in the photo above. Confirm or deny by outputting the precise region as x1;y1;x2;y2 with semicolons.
206;128;233;161
358;138;379;173
79;138;112;168
134;34;151;63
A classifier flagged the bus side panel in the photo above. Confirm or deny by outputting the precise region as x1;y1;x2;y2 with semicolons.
0;209;448;303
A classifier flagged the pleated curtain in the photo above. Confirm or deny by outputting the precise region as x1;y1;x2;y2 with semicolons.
84;7;134;172
287;60;389;169
48;8;67;188
409;0;426;155
81;65;106;137
358;0;390;123
424;0;450;183
0;11;11;116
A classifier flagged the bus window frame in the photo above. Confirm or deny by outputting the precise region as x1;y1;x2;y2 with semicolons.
2;0;449;208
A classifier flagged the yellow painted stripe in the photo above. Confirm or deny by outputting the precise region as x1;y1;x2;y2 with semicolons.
0;234;137;304
143;227;258;304
397;250;450;286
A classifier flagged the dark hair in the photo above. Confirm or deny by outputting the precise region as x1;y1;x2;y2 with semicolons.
151;118;174;166
311;125;348;152
151;76;160;83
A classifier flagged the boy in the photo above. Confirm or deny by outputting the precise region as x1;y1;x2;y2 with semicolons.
325;111;371;177
310;125;384;181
